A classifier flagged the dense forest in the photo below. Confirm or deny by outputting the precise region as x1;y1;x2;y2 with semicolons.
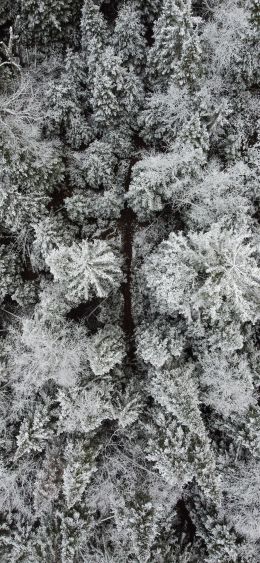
0;0;259;561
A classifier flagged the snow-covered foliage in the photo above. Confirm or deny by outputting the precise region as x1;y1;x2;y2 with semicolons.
0;0;259;561
87;325;125;375
144;224;260;322
46;239;122;302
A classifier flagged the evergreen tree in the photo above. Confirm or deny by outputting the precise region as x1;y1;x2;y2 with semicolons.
148;0;197;88
46;239;122;302
144;224;260;323
18;0;82;49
